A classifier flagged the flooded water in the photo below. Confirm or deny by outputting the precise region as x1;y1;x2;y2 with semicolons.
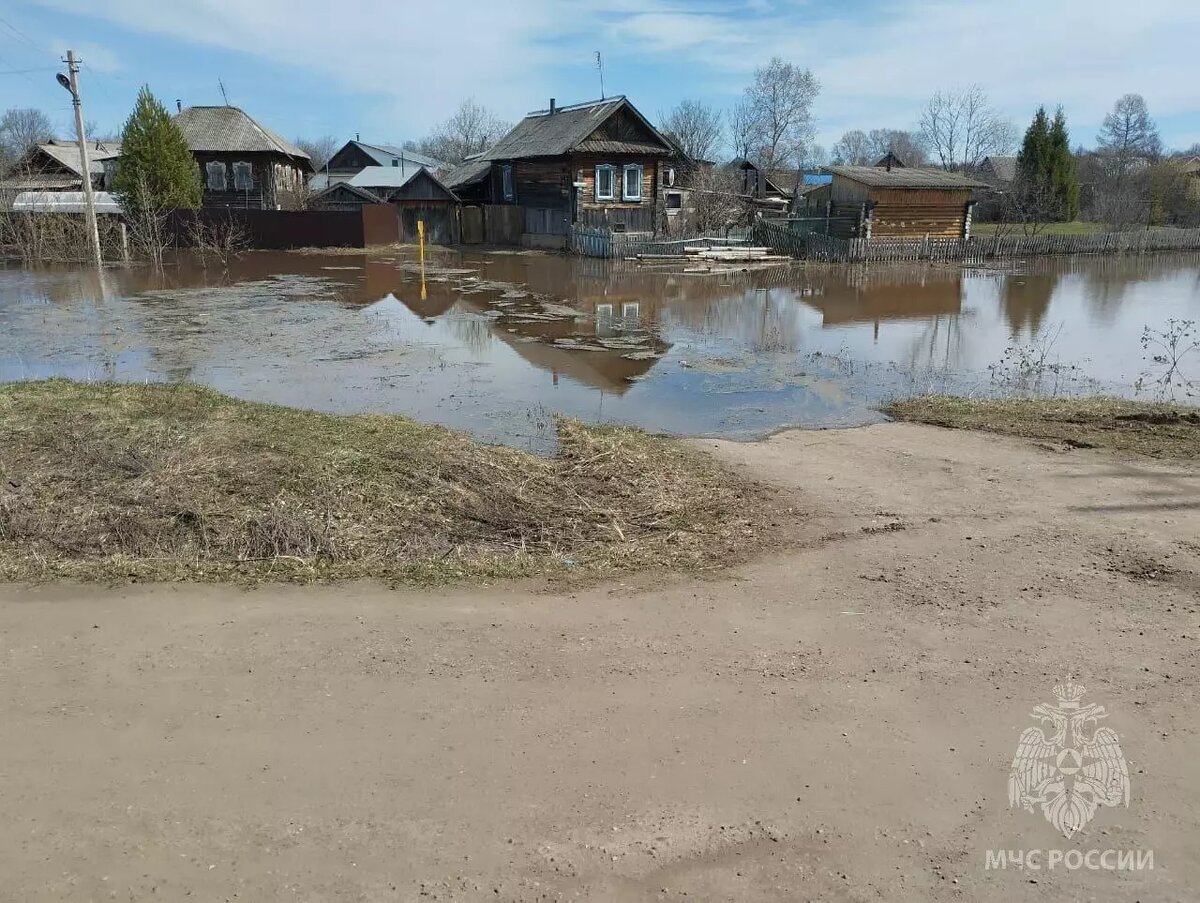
2;249;1198;448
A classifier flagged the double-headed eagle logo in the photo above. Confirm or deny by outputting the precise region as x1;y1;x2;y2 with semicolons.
1008;681;1130;838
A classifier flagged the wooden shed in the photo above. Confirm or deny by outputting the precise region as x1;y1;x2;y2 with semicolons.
824;166;987;239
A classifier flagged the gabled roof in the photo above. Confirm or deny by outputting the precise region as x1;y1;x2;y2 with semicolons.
312;167;459;202
310;163;432;191
17;140;121;177
312;182;385;205
981;155;1018;182
481;96;673;161
826;165;987;189
347;141;443;170
442;158;492;190
174;106;311;166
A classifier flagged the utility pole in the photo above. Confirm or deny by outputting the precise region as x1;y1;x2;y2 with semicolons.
59;50;103;269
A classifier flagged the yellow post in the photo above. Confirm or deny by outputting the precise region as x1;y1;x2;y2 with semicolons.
417;220;427;300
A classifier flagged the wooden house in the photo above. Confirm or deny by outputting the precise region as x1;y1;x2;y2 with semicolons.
725;159;794;212
0;139;121;194
443;96;677;246
978;155;1018;188
821;166;987;239
173;106;313;209
309;140;444;203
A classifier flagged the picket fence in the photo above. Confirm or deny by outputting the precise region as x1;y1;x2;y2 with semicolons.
749;219;1200;264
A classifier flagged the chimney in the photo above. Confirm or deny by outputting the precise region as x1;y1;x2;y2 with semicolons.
176;99;182;113
549;98;556;115
886;155;892;172
356;132;360;141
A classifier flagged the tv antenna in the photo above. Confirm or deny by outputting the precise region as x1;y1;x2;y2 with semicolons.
218;78;230;106
595;51;605;100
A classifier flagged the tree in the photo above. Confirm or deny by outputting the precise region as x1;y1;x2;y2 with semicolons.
1096;93;1161;183
728;99;759;161
1047;109;1079;221
919;85;1016;170
0;107;53;168
412;99;509;166
113;86;202;213
739;57;820;171
295;135;338;170
867;129;928;166
660;99;723;162
831;129;871;165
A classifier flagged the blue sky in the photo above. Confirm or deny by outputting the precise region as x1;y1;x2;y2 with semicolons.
2;0;1198;156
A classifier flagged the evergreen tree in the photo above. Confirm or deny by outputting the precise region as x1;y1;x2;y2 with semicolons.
1048;108;1079;221
1017;107;1052;192
113;86;201;212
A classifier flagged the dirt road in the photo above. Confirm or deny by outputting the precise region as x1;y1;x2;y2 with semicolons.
2;423;1197;901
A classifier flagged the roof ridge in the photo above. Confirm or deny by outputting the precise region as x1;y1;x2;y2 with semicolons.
526;95;625;117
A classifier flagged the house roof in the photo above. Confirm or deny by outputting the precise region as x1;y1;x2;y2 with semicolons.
981;155;1018;182
765;169;801;194
310;163;432;191
442;158;492;190
32;140;122;176
343;141;444;170
312;182;385;205
826;165;987;189
174;106;311;166
481;96;673;161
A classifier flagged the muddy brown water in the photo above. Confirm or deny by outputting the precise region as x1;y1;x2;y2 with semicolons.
2;249;1198;449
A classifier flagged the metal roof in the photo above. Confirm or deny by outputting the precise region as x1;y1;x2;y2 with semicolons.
309;163;432;191
12;191;122;213
312;182;385;204
350;141;443;170
826;165;987;189
481;96;672;161
174;106;311;165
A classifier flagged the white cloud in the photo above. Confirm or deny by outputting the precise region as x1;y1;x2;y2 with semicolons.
27;0;1200;147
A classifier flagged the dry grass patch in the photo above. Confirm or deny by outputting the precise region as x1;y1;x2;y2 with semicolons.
883;395;1200;458
0;381;777;584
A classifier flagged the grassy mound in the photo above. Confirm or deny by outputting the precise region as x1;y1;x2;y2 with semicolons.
883;395;1200;458
0;381;773;583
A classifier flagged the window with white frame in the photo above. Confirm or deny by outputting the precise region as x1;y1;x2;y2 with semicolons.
623;164;642;201
205;161;227;191
501;164;514;201
595;165;615;201
232;161;253;190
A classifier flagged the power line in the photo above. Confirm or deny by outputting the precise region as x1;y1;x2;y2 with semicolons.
0;15;50;55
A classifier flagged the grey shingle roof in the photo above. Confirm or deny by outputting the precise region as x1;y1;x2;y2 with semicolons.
174;107;311;165
442;158;492;189
982;155;1018;183
23;140;120;177
826;165;987;189
481;96;672;161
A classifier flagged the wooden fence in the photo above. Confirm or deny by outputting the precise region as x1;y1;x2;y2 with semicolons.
569;224;752;259
750;218;1200;263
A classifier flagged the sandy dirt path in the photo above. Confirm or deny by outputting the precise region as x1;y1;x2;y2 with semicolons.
2;423;1197;901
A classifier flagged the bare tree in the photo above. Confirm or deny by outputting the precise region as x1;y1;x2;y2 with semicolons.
122;172;173;270
413;99;510;166
295;135;339;170
728;99;760;161
740;57;820;171
866;129;928;165
1096;94;1161;183
0;108;53;169
831;129;872;165
189;212;250;270
661;99;723;161
681;166;749;233
919;86;1016;170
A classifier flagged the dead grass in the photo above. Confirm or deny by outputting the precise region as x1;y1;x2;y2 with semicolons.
883;395;1200;458
0;381;779;584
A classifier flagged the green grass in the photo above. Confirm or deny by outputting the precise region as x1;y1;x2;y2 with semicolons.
0;381;776;584
883;396;1200;458
971;221;1107;237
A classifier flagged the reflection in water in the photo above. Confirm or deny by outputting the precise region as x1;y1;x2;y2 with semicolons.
2;250;1199;447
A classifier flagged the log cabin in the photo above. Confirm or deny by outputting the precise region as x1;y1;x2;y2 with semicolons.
173;106;313;210
819;166;988;239
443;96;677;247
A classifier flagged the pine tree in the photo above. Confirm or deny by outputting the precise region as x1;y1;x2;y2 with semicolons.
113;86;201;213
1048;108;1079;221
1017;107;1051;192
